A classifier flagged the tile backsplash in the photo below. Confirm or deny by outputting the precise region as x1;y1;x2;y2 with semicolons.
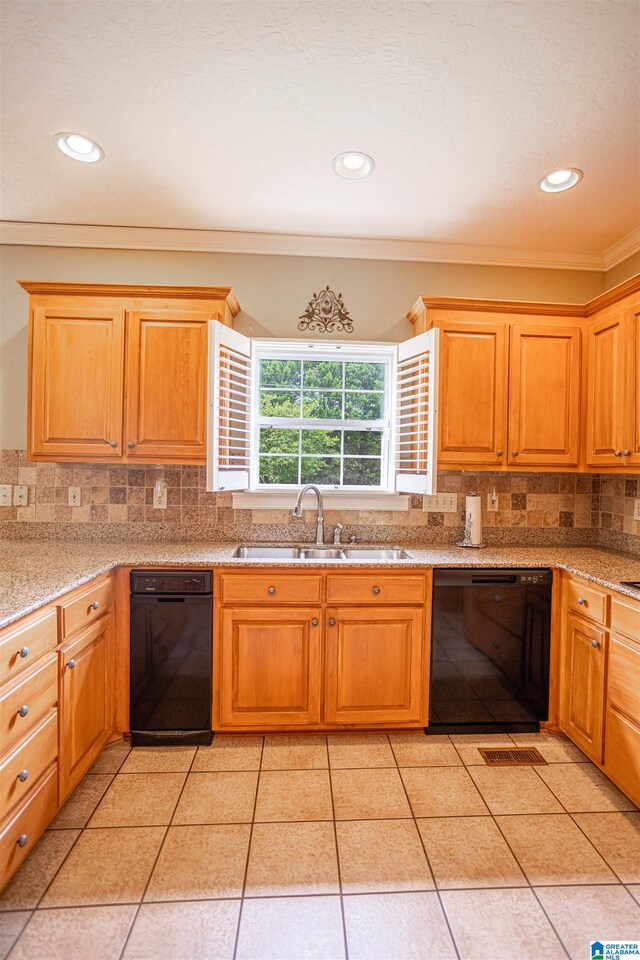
0;450;638;554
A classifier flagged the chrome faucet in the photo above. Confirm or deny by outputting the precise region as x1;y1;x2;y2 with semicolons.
292;484;325;545
333;523;344;544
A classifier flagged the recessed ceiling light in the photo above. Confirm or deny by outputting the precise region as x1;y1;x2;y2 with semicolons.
54;132;104;163
540;168;582;193
332;152;374;179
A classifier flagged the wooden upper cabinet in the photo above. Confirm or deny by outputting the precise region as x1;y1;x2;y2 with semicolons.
508;325;581;466
436;321;508;465
125;312;209;461
29;304;125;459
585;307;626;467
626;308;640;467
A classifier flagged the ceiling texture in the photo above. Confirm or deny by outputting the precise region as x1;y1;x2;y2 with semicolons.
1;0;639;266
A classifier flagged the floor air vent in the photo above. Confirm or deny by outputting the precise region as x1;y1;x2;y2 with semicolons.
478;747;547;766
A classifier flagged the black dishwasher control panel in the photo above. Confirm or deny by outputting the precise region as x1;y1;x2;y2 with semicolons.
130;570;212;595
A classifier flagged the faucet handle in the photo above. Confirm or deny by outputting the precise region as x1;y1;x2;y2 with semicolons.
349;535;357;544
333;523;344;544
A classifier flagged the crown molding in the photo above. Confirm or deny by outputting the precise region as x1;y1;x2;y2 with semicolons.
18;280;240;313
603;226;640;271
0;220;607;271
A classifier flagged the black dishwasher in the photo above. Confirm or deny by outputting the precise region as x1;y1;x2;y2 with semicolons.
130;570;213;746
429;568;552;734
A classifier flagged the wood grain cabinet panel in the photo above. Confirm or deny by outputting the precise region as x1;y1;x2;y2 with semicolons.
324;606;425;725
508;325;581;466
219;607;322;727
0;607;57;687
29;305;125;459
559;613;607;762
436;322;508;465
0;709;57;818
585;309;627;467
59;615;114;802
627;308;640;467
125;312;209;461
0;764;58;891
0;654;58;755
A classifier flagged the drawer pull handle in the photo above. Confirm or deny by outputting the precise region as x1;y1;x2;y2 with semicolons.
512;450;519;457
623;449;630;457
372;586;381;595
311;618;319;626
591;639;600;648
268;587;276;595
67;659;76;669
17;834;28;848
18;646;29;658
91;601;100;610
577;597;586;605
497;449;504;457
329;618;336;626
110;440;118;448
17;770;28;783
614;450;622;457
17;705;29;718
127;441;135;448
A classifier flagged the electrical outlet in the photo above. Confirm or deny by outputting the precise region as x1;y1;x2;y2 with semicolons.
0;485;12;507
423;493;458;513
487;493;499;512
634;499;640;521
68;486;81;507
153;486;168;509
13;485;28;507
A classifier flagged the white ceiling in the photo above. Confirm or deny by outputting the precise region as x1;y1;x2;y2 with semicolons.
1;0;639;263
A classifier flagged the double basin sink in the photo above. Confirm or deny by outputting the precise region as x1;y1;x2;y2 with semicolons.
232;545;412;561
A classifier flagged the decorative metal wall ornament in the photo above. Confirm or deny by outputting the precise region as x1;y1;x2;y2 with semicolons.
298;286;354;333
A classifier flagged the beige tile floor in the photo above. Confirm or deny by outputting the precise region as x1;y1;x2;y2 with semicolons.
1;730;639;960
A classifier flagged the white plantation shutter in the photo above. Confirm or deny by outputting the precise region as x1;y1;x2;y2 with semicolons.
207;321;253;492
394;328;439;495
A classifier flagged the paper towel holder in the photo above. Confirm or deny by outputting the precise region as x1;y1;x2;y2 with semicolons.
457;490;485;549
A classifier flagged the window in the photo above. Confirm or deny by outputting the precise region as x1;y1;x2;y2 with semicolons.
208;323;439;496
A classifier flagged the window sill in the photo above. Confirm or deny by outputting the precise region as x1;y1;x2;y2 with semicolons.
232;491;410;512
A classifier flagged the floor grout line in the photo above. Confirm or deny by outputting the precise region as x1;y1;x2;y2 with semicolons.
326;730;349;960
232;736;265;960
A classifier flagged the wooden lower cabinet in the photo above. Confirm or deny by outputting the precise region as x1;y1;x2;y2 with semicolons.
603;629;640;805
219;607;322;727
559;613;607;762
324;606;425;725
0;764;58;889
59;614;114;801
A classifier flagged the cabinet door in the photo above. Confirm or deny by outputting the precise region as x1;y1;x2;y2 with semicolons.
325;606;425;725
219;607;322;727
585;309;626;467
508;325;581;466
559;614;607;762
59;615;113;801
30;305;125;459
125;312;209;461
625;309;640;467
437;322;508;465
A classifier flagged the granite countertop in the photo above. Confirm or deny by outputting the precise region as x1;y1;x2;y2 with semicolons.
0;540;639;629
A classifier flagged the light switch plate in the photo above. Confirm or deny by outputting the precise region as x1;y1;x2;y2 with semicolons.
13;485;28;507
68;487;81;507
423;493;458;513
0;484;12;507
634;499;640;521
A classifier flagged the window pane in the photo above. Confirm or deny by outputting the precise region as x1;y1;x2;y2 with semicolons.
343;458;382;486
259;427;299;454
302;391;343;419
260;359;301;387
301;457;340;485
345;362;385;391
345;392;383;419
303;360;342;389
259;456;299;484
343;431;382;456
301;429;341;454
260;390;301;417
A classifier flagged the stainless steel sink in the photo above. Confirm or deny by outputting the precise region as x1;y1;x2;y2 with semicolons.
343;547;413;560
232;544;413;561
232;546;302;559
299;547;345;559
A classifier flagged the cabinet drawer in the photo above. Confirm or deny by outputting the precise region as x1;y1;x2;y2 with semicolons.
564;577;609;625
58;576;113;639
220;574;322;604
0;763;58;890
326;574;426;604
0;709;57;819
0;654;57;753
611;595;640;642
608;634;640;725
0;607;57;687
604;704;640;808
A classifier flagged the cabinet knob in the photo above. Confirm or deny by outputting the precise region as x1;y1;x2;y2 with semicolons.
623;449;630;457
329;618;336;626
17;705;28;718
311;618;319;626
91;601;100;610
17;770;28;783
110;441;118;448
497;449;504;457
16;834;28;848
267;586;276;595
512;450;519;457
67;659;76;669
591;639;600;648
127;441;135;448
577;597;586;605
18;646;29;659
372;586;381;595
614;450;622;457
